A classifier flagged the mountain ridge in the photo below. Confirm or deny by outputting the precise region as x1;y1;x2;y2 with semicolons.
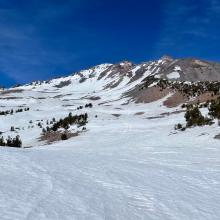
8;56;220;90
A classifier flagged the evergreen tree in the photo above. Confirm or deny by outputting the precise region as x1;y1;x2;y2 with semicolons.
13;135;22;148
209;99;220;120
185;106;212;127
6;136;12;146
0;136;5;146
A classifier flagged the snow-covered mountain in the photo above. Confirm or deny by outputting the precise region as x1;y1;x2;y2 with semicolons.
1;57;220;220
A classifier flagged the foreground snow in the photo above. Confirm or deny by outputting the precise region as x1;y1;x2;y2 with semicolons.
0;110;220;220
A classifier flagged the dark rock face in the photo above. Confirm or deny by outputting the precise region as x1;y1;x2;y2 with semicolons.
102;57;220;83
156;57;220;82
65;57;220;90
54;80;72;88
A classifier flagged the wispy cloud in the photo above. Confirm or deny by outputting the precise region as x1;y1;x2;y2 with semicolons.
0;0;91;84
0;0;220;85
153;0;220;58
209;0;220;14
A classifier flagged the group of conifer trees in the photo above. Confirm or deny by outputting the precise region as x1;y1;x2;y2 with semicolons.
0;135;22;148
0;107;30;116
42;112;88;133
77;103;93;110
176;98;220;130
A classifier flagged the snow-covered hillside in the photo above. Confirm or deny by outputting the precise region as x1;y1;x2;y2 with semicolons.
0;57;220;220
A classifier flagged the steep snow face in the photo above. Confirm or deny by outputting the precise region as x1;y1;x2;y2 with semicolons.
18;62;159;104
0;61;162;147
167;71;180;79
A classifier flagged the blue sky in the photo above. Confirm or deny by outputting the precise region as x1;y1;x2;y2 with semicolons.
0;0;220;86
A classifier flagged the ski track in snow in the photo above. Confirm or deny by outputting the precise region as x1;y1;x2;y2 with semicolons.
1;114;220;220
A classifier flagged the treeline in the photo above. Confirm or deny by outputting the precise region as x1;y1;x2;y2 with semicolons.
42;112;88;133
0;135;22;148
0;107;30;116
143;76;220;98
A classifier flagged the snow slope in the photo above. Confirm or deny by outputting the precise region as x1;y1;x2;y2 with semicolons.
1;107;220;220
0;58;220;220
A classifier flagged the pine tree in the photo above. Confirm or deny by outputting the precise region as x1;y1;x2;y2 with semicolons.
13;135;22;148
209;99;220;120
7;136;12;146
61;133;68;140
0;136;5;146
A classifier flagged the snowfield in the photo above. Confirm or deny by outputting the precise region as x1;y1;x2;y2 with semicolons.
1;111;220;220
167;72;180;79
0;61;220;220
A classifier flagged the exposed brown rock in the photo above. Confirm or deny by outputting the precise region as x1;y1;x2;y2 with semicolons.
112;114;121;117
127;86;170;104
0;89;24;95
87;96;101;101
54;80;72;88
214;134;220;139
189;92;219;105
134;112;145;115
163;92;188;108
40;131;79;144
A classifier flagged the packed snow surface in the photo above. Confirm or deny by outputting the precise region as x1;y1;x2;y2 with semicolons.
1;110;220;220
0;64;220;220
